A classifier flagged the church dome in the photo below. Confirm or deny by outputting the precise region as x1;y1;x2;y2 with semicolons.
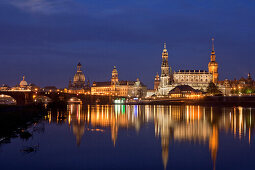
73;72;85;82
20;76;28;87
73;63;85;85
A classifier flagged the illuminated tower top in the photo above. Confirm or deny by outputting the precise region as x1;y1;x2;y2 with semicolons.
161;42;169;76
208;38;219;84
210;38;216;62
111;66;119;85
77;62;82;72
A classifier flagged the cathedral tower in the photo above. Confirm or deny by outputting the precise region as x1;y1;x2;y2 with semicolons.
208;38;219;84
111;66;119;85
160;42;170;87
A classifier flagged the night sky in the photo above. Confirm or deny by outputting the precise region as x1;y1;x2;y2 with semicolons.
0;0;254;89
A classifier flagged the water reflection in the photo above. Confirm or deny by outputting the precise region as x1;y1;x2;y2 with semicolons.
44;104;255;169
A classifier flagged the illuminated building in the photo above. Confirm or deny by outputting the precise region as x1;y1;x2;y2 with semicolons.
173;69;213;90
218;73;255;95
19;76;28;88
168;85;202;98
160;42;172;88
91;66;147;97
208;38;219;84
0;84;10;91
10;75;32;91
154;73;160;90
68;63;90;94
156;39;217;96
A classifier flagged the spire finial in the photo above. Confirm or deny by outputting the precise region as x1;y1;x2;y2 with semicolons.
23;75;25;81
212;37;215;51
164;42;166;49
77;62;81;71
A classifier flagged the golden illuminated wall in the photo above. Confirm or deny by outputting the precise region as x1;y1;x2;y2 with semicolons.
91;86;113;95
91;84;132;97
208;62;219;84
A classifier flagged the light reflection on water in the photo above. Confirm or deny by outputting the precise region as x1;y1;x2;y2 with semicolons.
1;104;255;170
44;104;255;169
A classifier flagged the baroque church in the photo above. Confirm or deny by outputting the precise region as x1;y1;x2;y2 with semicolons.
68;62;90;93
155;38;218;96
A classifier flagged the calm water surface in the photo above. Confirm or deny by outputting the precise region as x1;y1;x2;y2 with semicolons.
1;104;255;170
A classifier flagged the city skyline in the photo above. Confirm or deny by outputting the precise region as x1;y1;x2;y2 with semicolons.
2;1;255;170
0;0;255;88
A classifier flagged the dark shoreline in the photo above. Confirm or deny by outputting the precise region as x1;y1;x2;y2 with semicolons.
0;104;47;144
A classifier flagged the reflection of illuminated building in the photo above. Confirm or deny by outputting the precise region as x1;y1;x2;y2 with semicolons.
153;105;217;169
209;125;218;170
153;105;255;169
68;104;86;146
43;103;255;169
87;105;147;146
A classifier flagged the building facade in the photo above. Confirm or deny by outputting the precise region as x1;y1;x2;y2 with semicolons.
154;73;160;90
91;66;147;97
68;63;90;94
173;70;213;90
156;39;217;96
218;73;255;95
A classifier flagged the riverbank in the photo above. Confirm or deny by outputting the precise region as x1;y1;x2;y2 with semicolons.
0;104;47;144
127;96;255;107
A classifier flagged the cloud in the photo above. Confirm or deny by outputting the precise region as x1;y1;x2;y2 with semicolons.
4;0;75;14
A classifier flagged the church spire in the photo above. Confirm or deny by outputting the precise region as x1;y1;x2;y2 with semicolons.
160;41;170;88
77;62;82;72
208;38;219;84
212;37;215;52
210;38;216;60
163;42;168;53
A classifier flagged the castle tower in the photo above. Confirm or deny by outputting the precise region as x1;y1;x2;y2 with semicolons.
154;73;160;90
160;42;170;87
208;38;219;84
111;66;119;85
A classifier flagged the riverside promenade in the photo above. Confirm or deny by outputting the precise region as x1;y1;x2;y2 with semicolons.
126;96;255;106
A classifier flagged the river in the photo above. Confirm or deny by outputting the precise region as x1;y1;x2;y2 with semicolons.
0;104;255;170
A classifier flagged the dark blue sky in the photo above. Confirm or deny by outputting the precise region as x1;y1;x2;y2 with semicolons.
0;0;254;89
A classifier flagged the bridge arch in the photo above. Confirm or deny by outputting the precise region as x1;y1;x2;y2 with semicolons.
0;91;33;105
68;97;82;104
34;95;52;103
0;94;17;105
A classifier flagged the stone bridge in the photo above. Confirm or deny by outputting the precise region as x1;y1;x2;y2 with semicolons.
37;92;119;105
0;91;33;105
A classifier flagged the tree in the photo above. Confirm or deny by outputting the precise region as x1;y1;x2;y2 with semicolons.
206;82;222;95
